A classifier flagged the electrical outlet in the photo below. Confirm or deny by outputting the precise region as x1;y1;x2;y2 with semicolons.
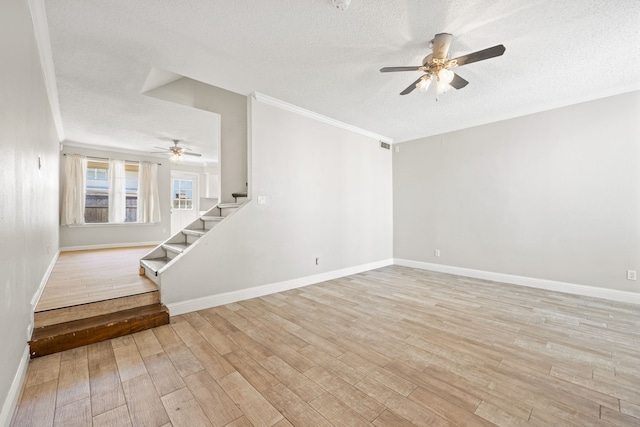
434;249;441;257
395;145;400;153
628;270;637;281
257;195;267;205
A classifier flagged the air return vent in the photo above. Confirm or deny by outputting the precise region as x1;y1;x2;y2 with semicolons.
380;141;390;150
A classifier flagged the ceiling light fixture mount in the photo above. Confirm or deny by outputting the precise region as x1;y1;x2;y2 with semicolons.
332;0;351;11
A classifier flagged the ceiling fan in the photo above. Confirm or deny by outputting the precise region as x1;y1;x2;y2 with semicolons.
153;139;202;162
380;33;505;97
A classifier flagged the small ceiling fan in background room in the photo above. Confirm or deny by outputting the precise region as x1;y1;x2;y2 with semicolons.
152;139;202;163
381;33;505;98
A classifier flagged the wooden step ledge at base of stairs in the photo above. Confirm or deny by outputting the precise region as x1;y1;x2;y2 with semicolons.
29;303;169;358
34;291;160;328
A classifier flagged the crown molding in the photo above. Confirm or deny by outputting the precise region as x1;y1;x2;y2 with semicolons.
252;92;393;144
28;0;64;142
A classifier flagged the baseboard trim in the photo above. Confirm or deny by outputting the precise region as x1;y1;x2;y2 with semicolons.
394;259;640;305
0;345;29;427
60;241;162;252
167;258;394;315
31;249;60;309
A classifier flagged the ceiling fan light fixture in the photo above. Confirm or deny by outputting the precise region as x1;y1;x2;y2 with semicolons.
380;33;505;98
332;0;351;11
438;68;454;84
416;76;432;92
170;151;183;163
436;81;452;94
436;68;454;94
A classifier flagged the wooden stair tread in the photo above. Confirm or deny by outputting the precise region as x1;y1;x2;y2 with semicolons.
34;290;160;328
29;304;169;358
31;304;168;338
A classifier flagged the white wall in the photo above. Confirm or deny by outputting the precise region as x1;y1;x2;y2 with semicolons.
59;145;171;249
0;0;60;423
144;78;247;202
394;91;640;293
160;96;393;305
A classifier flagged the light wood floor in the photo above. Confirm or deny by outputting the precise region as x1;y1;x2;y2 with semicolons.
14;266;640;426
36;247;157;312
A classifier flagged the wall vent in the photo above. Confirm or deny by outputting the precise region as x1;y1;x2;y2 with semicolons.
380;141;390;150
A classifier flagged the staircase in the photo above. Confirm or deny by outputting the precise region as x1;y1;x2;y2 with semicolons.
140;202;244;285
30;201;245;358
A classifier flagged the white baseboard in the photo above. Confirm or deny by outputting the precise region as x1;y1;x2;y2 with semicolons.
0;345;29;427
60;241;162;252
167;258;394;315
30;249;60;309
394;258;640;305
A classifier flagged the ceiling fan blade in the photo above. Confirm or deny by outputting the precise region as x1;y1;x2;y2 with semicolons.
452;44;505;67
400;75;427;95
449;73;469;90
154;146;170;151
380;66;423;73
183;152;202;157
432;33;453;59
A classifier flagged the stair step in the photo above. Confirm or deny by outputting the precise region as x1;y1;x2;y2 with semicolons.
141;257;170;274
218;203;242;209
34;291;160;328
182;228;205;237
162;242;190;254
138;205;241;282
231;192;248;202
29;304;170;358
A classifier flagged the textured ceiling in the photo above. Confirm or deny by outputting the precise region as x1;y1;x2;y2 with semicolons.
44;0;640;163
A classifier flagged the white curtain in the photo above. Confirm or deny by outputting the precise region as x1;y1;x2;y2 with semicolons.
61;154;87;225
138;161;161;223
108;159;126;223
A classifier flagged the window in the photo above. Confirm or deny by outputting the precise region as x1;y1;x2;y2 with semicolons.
172;179;193;210
84;160;139;223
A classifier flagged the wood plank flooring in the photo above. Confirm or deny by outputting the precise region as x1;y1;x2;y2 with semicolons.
13;266;640;426
36;247;157;312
